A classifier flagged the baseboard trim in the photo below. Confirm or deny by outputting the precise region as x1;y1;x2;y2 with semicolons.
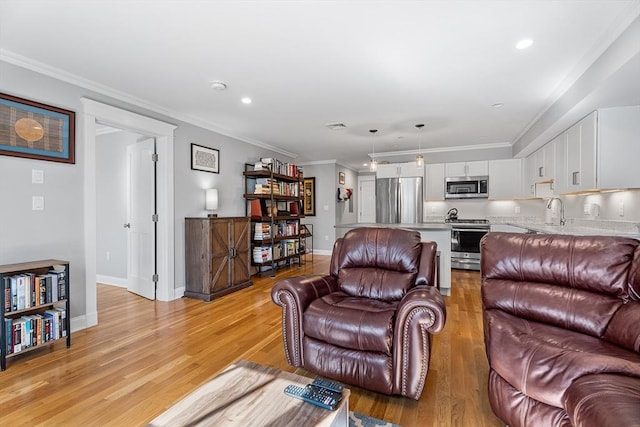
96;274;128;288
312;249;332;256
174;286;185;299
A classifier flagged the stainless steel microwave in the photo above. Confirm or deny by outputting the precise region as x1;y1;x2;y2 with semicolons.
445;176;489;199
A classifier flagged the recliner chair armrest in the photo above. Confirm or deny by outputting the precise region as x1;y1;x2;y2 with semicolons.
396;285;446;334
271;275;340;366
392;285;447;399
271;274;340;312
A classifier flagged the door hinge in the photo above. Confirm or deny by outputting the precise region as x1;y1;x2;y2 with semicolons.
152;214;159;222
151;153;159;162
152;274;159;283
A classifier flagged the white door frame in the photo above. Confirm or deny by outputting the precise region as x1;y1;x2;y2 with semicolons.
81;98;176;329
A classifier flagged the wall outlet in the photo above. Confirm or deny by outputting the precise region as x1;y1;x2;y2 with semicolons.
583;203;590;215
618;202;625;217
514;206;520;214
106;251;111;261
324;235;329;241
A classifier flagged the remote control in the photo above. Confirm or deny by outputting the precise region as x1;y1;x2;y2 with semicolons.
311;377;344;393
284;384;342;411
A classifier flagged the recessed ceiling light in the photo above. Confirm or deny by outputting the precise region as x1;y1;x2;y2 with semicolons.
516;39;533;50
492;103;504;108
363;163;368;167
210;81;227;91
241;97;252;104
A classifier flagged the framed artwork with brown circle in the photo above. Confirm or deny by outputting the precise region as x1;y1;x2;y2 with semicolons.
0;93;75;163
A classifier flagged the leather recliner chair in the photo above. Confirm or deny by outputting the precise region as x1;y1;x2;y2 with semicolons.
271;227;446;399
481;232;640;426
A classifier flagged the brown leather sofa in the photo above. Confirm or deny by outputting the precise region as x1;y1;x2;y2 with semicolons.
271;227;446;399
481;232;640;426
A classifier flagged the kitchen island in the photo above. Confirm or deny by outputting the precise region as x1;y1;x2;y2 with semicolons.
335;223;453;296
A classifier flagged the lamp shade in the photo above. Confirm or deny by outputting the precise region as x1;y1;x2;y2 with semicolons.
205;188;219;211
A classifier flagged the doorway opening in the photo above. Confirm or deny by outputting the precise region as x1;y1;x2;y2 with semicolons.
81;99;176;330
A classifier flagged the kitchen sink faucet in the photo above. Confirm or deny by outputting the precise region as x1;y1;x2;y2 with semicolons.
546;197;566;226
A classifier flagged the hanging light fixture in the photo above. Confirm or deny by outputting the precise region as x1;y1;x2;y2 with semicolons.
415;123;425;167
369;129;378;171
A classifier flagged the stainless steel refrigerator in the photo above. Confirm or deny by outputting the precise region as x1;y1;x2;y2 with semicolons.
376;177;424;224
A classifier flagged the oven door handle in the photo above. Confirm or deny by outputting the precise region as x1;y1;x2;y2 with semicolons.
452;228;490;232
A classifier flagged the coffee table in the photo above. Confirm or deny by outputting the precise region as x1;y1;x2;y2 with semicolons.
148;360;350;426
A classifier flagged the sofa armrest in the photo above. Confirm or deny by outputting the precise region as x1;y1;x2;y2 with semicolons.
392;285;447;399
271;275;340;366
564;374;640;426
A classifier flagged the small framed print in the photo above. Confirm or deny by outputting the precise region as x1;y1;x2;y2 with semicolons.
191;143;219;173
338;171;345;185
303;177;316;216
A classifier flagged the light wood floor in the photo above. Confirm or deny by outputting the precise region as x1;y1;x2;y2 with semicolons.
0;257;502;427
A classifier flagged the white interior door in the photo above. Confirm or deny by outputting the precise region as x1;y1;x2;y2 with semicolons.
126;138;156;300
358;176;376;223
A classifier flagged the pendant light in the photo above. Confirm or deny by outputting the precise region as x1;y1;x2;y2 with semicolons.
415;123;424;167
369;129;378;172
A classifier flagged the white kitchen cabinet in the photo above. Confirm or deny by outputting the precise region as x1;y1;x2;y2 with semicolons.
597;105;640;189
524;154;537;196
445;161;488;177
376;162;423;178
488;159;522;199
399;162;424;178
554;132;568;194
425;163;445;201
375;163;399;179
565;111;597;192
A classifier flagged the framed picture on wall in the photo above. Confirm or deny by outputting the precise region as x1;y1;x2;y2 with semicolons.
303;177;316;216
0;93;75;163
338;171;345;185
191;143;219;173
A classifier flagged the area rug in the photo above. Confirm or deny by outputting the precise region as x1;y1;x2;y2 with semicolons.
349;411;401;427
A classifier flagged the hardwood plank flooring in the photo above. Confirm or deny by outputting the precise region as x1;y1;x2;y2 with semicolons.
0;257;502;427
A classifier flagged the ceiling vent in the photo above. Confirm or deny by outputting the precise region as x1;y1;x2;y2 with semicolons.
326;123;347;130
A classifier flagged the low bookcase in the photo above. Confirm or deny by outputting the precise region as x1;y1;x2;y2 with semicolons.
0;259;71;371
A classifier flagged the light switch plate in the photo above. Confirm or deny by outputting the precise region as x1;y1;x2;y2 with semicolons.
32;169;44;184
32;196;45;211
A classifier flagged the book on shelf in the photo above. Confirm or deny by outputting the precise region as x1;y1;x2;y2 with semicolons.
3;271;67;313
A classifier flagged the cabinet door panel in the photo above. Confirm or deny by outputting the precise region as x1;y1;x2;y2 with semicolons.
231;219;251;286
210;220;231;291
445;162;466;177
425;163;445;201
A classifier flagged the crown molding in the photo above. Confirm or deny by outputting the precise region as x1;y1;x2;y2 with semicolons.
0;49;298;158
370;142;512;158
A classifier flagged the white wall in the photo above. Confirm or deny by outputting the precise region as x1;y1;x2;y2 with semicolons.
298;163;336;253
95;130;139;281
335;165;358;226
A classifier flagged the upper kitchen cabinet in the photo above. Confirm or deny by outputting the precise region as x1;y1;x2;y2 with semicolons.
488;159;522;199
565;111;597;192
551;106;639;194
597;106;640;189
445;161;488;177
376;162;424;178
425;163;445;201
524;137;556;197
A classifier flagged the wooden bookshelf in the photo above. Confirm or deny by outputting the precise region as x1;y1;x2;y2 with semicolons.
1;259;71;371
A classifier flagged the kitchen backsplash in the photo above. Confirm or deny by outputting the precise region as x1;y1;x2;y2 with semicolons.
424;189;640;223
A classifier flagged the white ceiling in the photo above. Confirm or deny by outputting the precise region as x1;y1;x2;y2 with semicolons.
1;1;639;170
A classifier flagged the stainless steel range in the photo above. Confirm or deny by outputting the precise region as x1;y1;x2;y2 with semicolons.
447;218;490;271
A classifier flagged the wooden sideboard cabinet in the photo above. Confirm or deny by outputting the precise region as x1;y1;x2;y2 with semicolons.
185;217;252;301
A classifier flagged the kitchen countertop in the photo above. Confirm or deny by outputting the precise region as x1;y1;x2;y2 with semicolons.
499;222;640;238
335;221;640;238
335;223;452;231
